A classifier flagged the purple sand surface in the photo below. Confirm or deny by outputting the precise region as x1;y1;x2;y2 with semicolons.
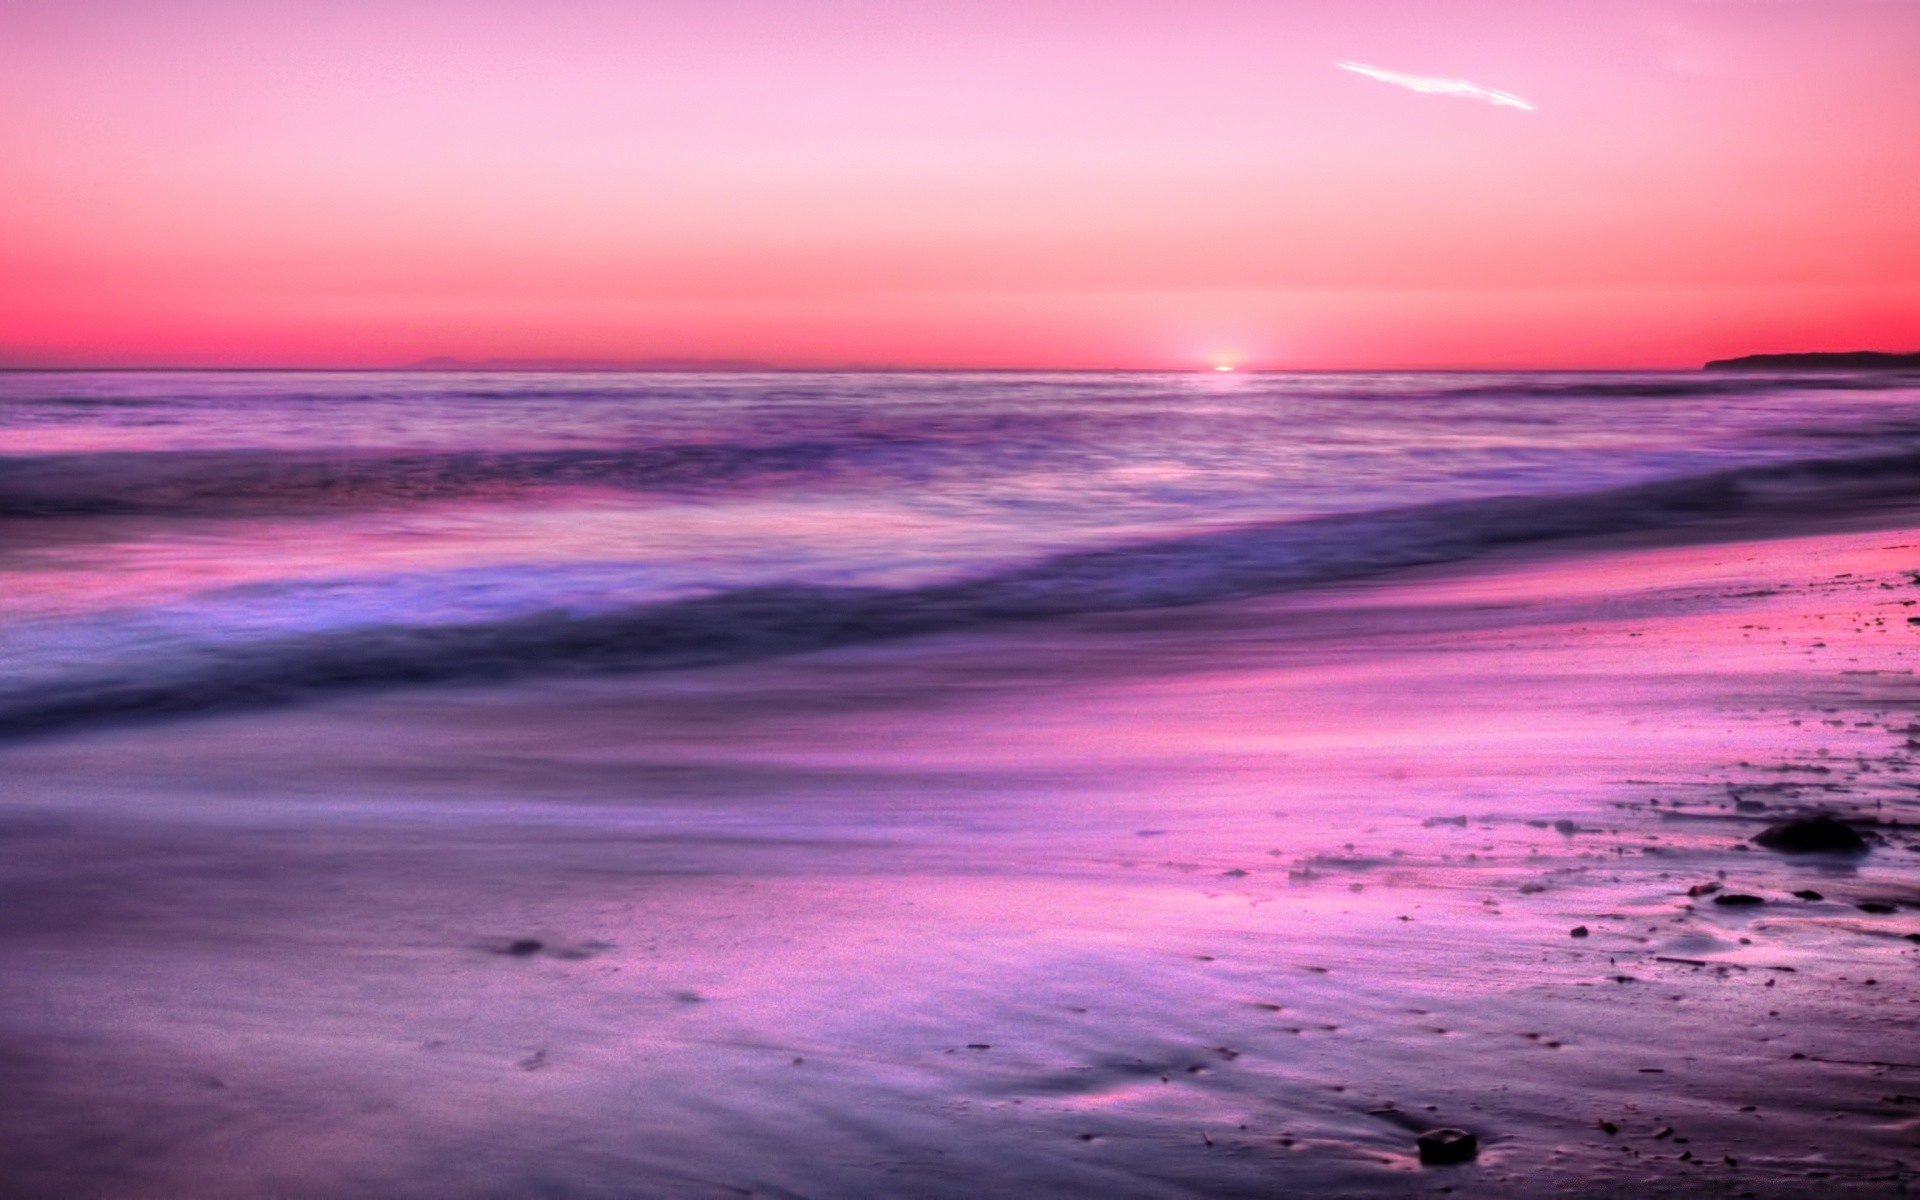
3;519;1920;1197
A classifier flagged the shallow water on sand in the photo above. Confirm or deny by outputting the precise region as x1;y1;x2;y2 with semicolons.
8;370;1920;1195
5;522;1920;1197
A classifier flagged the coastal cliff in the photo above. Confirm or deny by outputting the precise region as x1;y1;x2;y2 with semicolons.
1706;350;1920;371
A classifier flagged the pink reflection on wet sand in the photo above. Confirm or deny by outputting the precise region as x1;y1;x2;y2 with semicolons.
4;519;1918;1194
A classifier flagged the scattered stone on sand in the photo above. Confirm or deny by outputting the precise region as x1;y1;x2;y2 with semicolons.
1570;925;1590;938
1416;1127;1479;1165
502;939;544;956
1688;881;1722;897
1552;819;1579;836
1753;815;1867;854
1792;890;1824;901
1712;894;1765;907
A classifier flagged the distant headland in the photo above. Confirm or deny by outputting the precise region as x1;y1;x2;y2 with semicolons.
1705;350;1920;371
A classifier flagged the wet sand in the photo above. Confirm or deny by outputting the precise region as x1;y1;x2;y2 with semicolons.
3;514;1920;1197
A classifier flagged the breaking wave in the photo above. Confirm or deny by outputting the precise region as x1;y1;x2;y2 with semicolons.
6;448;1920;740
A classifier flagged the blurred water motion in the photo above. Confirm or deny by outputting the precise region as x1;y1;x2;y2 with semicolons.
3;370;1920;1196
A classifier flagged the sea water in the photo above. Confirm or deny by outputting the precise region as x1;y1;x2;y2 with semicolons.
5;368;1920;735
4;369;1920;1197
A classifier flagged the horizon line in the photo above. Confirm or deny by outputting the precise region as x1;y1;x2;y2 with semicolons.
5;349;1911;375
0;362;1727;375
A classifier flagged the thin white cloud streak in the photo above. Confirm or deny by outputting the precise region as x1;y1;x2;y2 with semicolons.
1335;61;1535;111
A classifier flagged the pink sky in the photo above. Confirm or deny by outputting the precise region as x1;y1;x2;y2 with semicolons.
1;0;1916;370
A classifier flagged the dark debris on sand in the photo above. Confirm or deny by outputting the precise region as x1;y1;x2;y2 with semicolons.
1416;1127;1479;1165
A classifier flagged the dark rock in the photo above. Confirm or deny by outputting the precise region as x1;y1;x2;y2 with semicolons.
504;939;544;956
1857;902;1896;914
1792;890;1824;901
1416;1127;1478;1165
1752;816;1867;854
1598;1120;1618;1135
1713;894;1765;907
1570;925;1590;938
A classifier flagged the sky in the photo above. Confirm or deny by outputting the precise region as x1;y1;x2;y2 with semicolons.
1;0;1916;370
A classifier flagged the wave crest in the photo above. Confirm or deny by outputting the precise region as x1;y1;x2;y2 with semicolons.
5;449;1918;741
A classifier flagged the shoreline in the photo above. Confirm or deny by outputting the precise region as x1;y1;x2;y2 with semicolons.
13;456;1920;748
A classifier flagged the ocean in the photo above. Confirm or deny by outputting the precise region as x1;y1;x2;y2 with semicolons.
4;369;1920;1197
6;368;1920;737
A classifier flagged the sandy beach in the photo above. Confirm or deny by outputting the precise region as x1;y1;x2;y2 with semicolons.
7;0;1919;1191
4;505;1918;1198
